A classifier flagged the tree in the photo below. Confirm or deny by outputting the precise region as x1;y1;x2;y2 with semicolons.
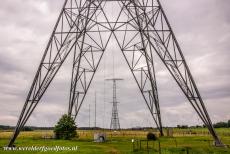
177;125;188;129
213;122;228;128
54;114;77;139
22;126;33;131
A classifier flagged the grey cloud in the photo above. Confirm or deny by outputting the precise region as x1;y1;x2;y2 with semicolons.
0;0;229;128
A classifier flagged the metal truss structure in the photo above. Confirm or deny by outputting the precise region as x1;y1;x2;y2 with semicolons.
8;0;223;146
106;78;123;130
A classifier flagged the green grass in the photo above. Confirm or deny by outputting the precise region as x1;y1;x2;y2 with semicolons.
0;129;230;154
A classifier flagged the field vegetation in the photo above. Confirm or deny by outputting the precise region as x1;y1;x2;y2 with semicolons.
0;128;229;154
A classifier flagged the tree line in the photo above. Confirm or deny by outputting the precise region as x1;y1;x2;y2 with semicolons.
213;120;230;128
1;120;229;130
176;120;230;129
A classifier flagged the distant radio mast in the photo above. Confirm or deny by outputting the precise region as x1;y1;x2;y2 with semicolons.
106;78;123;130
94;91;96;128
89;104;90;128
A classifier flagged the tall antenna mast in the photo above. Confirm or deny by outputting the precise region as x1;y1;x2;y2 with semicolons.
89;104;90;128
106;78;123;130
94;91;96;128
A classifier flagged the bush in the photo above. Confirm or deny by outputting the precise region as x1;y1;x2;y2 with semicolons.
54;114;77;140
177;125;188;129
22;126;33;131
147;132;157;141
213;122;228;128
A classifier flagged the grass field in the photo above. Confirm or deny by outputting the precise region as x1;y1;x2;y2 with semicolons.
0;128;230;154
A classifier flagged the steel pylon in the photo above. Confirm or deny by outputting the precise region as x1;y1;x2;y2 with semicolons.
8;0;223;147
106;78;123;130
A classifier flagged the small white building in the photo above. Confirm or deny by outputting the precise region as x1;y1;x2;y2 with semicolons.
94;132;106;142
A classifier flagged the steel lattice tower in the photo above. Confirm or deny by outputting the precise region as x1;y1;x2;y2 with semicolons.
106;78;123;130
8;0;224;146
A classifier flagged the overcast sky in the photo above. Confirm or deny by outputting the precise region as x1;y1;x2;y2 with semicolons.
0;0;229;128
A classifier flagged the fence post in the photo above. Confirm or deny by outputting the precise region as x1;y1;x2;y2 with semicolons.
186;147;189;154
158;140;161;154
132;139;135;152
132;141;134;152
153;141;155;150
140;140;142;149
147;140;149;149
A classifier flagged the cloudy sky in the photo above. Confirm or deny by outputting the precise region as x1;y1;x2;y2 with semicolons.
0;0;229;129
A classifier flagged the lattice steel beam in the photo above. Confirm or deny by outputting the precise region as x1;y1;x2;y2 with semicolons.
8;0;224;147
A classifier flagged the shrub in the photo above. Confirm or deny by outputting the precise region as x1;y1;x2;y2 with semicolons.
147;132;157;141
54;114;77;140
